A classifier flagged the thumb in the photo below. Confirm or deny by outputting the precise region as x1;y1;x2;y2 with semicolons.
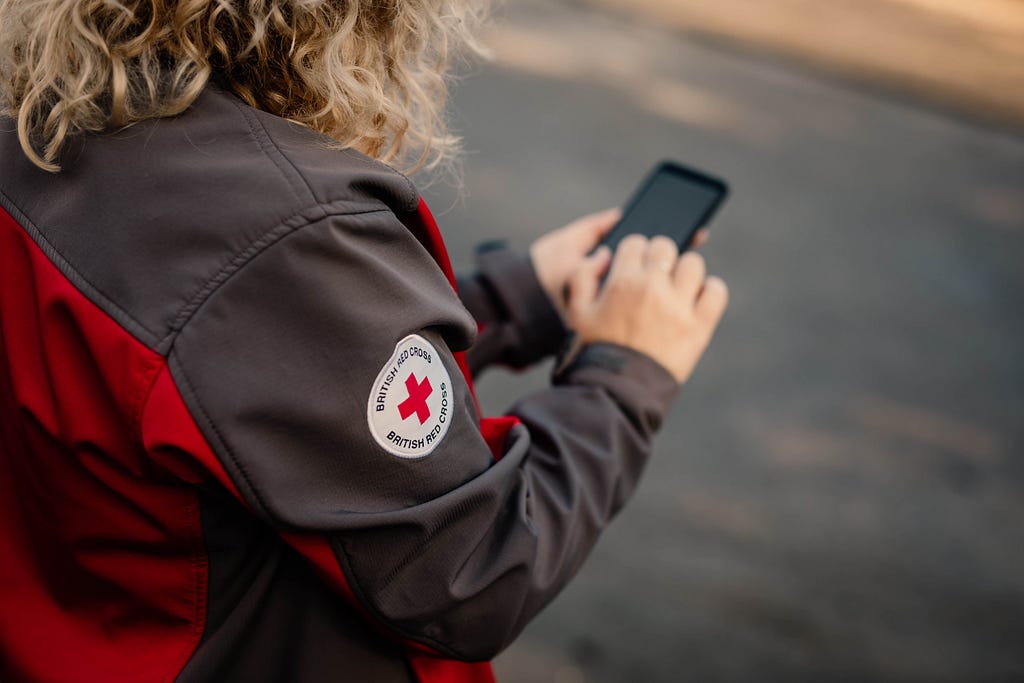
568;245;611;315
568;208;622;250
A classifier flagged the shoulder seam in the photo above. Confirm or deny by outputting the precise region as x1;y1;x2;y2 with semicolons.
229;97;321;211
158;204;393;354
224;90;419;214
227;95;419;214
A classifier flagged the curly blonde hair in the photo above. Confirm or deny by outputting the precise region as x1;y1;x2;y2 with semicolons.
0;0;487;173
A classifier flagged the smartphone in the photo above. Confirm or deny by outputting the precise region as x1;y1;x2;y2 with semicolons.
600;160;729;254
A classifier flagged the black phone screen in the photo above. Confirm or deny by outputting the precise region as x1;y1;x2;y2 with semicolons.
602;161;728;254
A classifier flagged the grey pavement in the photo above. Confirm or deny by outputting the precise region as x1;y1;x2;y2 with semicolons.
423;3;1024;681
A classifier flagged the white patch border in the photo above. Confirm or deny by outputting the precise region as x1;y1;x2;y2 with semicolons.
366;333;453;459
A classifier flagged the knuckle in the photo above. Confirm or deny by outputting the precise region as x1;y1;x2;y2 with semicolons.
619;233;647;251
650;235;676;253
707;275;729;302
681;251;706;271
609;272;648;300
611;270;642;293
675;252;706;286
700;277;729;318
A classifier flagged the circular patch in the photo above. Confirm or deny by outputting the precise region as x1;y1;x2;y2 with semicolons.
366;334;454;459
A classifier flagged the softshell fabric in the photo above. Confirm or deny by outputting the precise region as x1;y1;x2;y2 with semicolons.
0;85;678;682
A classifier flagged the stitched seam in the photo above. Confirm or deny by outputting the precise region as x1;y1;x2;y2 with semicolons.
128;352;166;450
165;341;489;660
157;205;401;516
229;98;319;209
152;200;471;657
160;206;391;348
328;429;534;660
234;99;418;213
329;534;474;660
209;84;418;210
168;352;276;519
236;97;417;212
134;361;210;683
186;489;208;661
0;189;157;345
161;488;207;683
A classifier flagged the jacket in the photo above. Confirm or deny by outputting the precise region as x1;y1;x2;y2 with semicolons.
0;84;678;682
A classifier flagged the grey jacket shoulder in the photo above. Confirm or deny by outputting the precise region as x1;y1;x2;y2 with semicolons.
0;85;420;353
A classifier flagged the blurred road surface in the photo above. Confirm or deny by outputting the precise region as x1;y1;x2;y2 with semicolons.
423;3;1024;681
579;0;1024;130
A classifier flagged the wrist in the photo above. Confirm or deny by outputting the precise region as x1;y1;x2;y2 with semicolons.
528;244;561;314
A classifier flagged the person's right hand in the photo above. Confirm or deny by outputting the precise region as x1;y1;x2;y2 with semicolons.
566;235;728;385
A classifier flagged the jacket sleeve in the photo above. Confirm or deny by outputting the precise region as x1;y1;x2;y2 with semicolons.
455;242;567;376
152;206;678;661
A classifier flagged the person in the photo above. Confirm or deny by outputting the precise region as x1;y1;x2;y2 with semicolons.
0;1;728;681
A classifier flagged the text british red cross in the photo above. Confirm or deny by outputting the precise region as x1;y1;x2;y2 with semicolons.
397;373;433;424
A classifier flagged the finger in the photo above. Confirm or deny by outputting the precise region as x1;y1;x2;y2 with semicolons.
577;207;622;233
695;275;729;325
672;251;707;301
643;235;679;274
606;233;647;282
569;207;622;248
568;245;612;313
691;228;710;249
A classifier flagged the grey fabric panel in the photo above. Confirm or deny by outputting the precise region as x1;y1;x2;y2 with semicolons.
334;343;677;659
554;342;679;434
176;487;412;683
2;81;681;670
170;206;679;660
0;85;417;352
170;209;485;521
248;102;419;214
456;243;567;375
335;366;675;661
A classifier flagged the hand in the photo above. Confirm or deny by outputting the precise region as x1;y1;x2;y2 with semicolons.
529;209;620;320
566;235;728;384
530;209;709;321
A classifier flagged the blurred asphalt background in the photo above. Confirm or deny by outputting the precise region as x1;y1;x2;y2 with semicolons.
422;1;1024;681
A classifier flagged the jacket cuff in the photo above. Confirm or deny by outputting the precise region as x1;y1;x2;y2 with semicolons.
553;340;679;435
460;242;568;373
477;243;566;361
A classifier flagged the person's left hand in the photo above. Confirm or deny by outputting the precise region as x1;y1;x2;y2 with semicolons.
529;208;621;321
530;208;710;320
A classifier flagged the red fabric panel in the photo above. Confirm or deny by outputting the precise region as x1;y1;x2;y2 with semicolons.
479;416;522;462
285;532;498;683
411;198;458;291
143;364;496;683
409;657;497;683
407;200;478;406
284;532;495;683
142;365;241;495
144;368;368;613
143;366;369;612
287;534;498;683
0;208;207;682
408;200;522;466
0;197;503;683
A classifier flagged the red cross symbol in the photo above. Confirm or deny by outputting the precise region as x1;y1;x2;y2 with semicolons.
397;373;433;424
